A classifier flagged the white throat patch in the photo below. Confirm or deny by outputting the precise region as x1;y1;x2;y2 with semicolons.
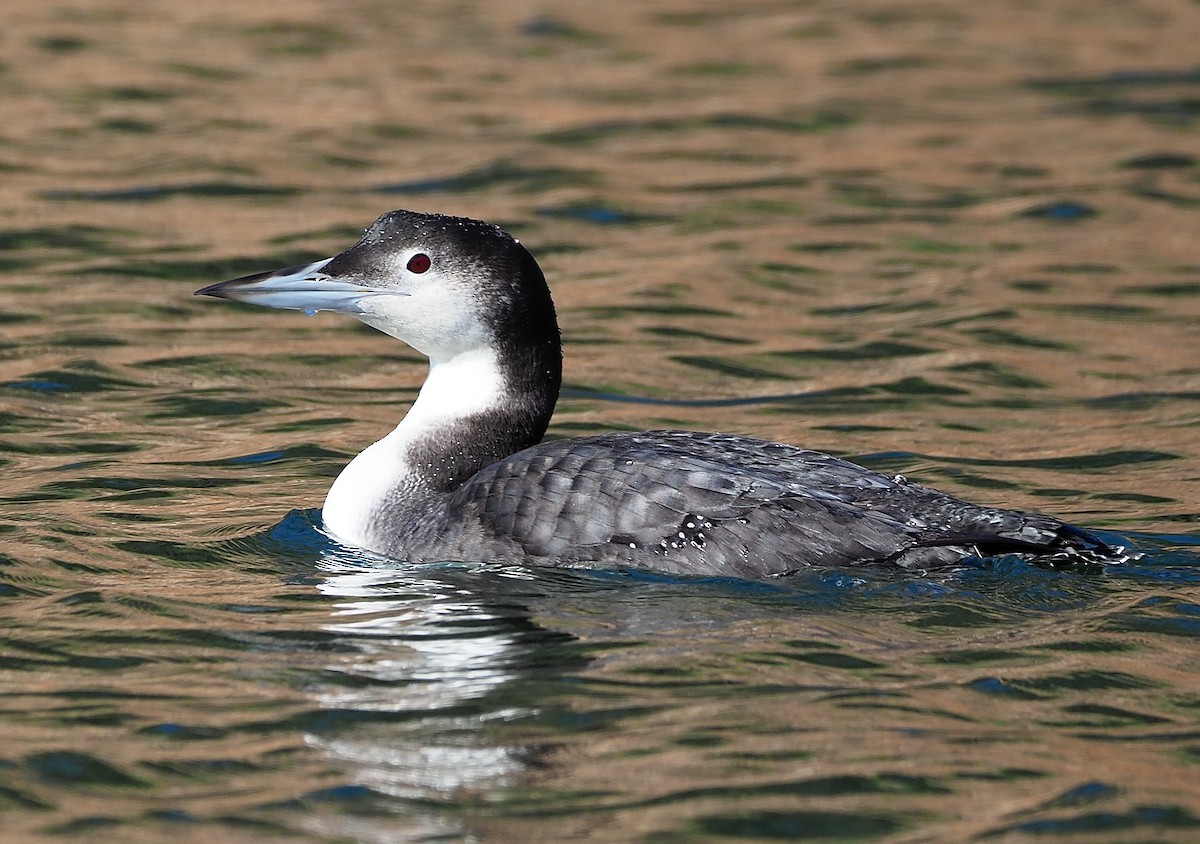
320;349;504;549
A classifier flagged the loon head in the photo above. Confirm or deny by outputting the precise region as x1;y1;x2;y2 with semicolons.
196;209;560;369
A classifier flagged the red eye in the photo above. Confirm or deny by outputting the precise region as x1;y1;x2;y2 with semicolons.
406;253;431;274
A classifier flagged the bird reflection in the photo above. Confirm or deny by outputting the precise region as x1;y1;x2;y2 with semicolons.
298;544;580;834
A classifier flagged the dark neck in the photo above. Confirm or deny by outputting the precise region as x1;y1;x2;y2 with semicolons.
404;333;562;494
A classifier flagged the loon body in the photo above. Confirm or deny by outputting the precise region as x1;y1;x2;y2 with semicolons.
197;210;1127;577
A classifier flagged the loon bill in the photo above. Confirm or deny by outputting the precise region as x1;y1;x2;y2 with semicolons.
196;209;1133;577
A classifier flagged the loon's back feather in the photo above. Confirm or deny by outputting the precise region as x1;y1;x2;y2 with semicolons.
391;431;1116;576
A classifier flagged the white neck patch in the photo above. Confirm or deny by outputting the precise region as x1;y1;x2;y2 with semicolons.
321;348;505;551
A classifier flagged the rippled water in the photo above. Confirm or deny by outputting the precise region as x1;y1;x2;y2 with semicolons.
3;0;1200;841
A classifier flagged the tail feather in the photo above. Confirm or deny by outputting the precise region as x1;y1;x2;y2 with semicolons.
910;522;1138;567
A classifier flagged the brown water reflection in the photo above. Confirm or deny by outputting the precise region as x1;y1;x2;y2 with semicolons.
2;0;1199;841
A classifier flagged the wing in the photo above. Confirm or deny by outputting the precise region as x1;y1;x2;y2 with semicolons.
432;431;1063;576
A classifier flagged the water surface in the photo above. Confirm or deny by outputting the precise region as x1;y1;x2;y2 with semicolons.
2;0;1200;841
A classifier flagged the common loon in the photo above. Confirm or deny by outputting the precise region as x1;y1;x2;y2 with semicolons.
197;209;1130;577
